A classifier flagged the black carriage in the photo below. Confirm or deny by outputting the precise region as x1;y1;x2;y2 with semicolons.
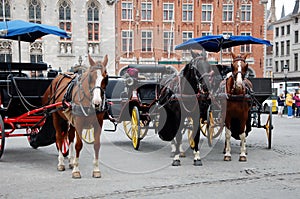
0;62;64;158
104;64;176;150
203;65;273;149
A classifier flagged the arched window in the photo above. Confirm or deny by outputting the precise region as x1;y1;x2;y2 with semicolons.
87;1;100;41
0;0;11;21
87;1;100;54
59;0;72;41
29;0;41;23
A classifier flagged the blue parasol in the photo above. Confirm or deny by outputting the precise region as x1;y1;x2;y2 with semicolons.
175;35;272;52
0;20;70;62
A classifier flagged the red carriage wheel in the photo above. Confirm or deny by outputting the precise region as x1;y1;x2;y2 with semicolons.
0;115;5;159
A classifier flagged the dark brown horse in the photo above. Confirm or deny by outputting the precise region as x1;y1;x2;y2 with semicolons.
158;50;213;166
223;52;252;162
42;55;108;178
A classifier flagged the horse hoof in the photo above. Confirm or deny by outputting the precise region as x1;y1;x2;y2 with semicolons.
224;156;231;161
170;152;176;158
69;164;74;169
57;165;65;171
92;171;101;178
193;159;203;166
179;152;186;158
172;160;181;166
72;171;81;179
239;156;247;162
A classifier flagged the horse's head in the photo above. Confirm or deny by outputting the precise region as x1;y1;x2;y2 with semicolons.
182;50;214;94
229;52;249;93
87;54;108;108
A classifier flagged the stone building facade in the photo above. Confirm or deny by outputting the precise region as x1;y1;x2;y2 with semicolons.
0;0;116;75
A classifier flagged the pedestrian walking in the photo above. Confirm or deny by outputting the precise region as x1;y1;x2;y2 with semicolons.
293;91;300;117
277;93;285;117
285;93;294;118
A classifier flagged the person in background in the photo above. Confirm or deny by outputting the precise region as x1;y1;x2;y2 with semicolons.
285;93;294;118
277;93;285;117
293;91;300;117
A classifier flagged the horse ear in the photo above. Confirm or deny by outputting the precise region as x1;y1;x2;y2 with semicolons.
88;54;96;66
231;52;237;59
102;54;108;67
190;50;199;59
243;53;250;60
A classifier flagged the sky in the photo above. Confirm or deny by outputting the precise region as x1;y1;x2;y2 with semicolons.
267;0;297;19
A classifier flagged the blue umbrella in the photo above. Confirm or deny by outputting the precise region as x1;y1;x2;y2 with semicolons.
0;20;70;42
175;35;272;52
0;20;70;62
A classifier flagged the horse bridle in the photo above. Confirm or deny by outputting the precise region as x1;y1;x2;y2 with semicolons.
76;65;107;115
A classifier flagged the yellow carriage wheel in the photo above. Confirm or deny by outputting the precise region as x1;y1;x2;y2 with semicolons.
131;106;140;150
207;105;224;147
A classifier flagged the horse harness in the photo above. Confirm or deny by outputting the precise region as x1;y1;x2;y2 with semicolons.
62;66;108;116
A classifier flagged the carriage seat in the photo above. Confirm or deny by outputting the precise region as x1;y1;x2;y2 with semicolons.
137;83;157;105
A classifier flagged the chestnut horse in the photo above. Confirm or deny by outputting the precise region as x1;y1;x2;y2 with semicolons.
223;52;252;162
42;55;108;178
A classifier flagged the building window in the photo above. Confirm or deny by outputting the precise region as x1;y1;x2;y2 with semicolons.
281;26;284;36
59;0;72;41
29;0;41;23
121;2;133;21
241;4;251;22
241;32;251;53
295;17;298;23
280;61;284;72
0;41;12;62
163;31;174;52
281;41;284;56
287;25;290;35
141;30;152;52
222;4;233;22
275;42;279;56
295;53;299;71
182;1;193;22
202;4;212;22
275;61;278;72
202;32;210;36
286;40;290;56
0;0;10;21
222;32;233;53
182;31;193;59
122;30;133;52
30;41;43;63
87;1;100;42
295;30;299;43
141;1;152;21
163;3;174;21
275;27;279;37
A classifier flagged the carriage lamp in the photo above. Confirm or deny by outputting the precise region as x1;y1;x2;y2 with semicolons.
282;64;289;98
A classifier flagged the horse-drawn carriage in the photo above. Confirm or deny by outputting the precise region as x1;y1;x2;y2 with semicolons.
104;64;177;150
0;61;65;158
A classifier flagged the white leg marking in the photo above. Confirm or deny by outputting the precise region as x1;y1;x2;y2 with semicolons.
225;127;231;157
58;151;64;167
68;142;74;168
193;150;201;160
93;158;100;172
174;154;180;161
72;158;80;173
240;132;247;157
92;70;103;106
